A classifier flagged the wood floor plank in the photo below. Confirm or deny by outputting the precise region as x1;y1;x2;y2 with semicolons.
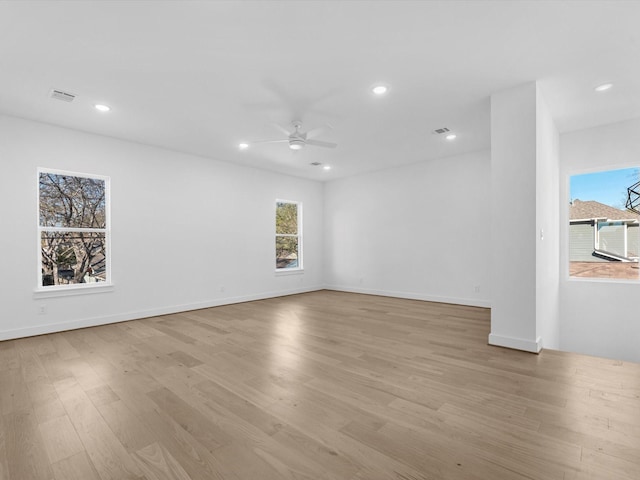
85;384;120;408
106;377;233;480
38;414;84;464
3;410;54;480
0;290;639;480
51;451;101;480
39;352;73;383
18;349;48;384
147;387;231;453
0;412;7;480
26;379;67;423
0;368;31;416
132;442;193;480
49;334;81;361
96;400;157;453
0;341;19;372
54;377;143;480
52;451;102;480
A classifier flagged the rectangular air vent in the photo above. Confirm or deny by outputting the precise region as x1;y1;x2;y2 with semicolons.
432;127;450;135
50;89;76;102
310;162;322;166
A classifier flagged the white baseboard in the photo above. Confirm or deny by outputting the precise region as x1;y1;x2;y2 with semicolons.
488;333;542;353
324;284;491;308
0;286;323;341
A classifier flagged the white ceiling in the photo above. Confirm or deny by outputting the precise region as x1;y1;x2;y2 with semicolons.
1;1;639;180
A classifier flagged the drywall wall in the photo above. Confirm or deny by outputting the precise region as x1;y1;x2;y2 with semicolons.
535;86;560;350
560;117;640;363
323;150;491;308
489;82;561;353
489;83;539;352
0;114;324;340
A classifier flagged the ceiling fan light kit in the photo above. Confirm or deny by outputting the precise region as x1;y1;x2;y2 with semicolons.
289;139;305;150
245;120;337;153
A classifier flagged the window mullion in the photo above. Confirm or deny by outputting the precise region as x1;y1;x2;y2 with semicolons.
40;226;107;233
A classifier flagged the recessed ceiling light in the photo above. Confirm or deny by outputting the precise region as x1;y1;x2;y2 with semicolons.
323;165;331;170
594;83;613;92
445;133;457;141
238;142;249;150
94;104;111;112
371;84;389;95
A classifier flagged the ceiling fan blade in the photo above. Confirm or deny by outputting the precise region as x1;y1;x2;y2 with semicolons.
270;122;292;136
250;139;289;145
306;123;334;139
306;139;337;149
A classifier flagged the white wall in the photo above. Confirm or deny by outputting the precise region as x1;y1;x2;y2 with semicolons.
489;83;539;352
535;87;560;350
488;83;560;353
323;150;491;308
5;110;638;364
0;114;324;340
559;117;640;363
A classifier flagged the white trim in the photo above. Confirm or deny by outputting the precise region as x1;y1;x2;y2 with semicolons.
40;226;107;233
567;166;640;281
275;199;303;271
37;167;112;289
1;286;322;342
488;333;542;353
567;276;640;284
34;283;114;298
275;268;304;276
38;167;110;181
324;284;491;308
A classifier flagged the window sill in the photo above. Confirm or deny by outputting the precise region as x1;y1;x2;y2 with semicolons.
33;283;115;299
566;276;640;285
275;268;304;276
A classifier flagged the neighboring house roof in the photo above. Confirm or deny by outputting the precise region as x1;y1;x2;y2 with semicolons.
570;199;640;222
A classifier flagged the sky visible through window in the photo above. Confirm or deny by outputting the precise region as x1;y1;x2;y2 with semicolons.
570;167;639;209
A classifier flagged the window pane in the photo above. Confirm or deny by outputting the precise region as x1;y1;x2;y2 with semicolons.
39;173;106;228
276;236;298;269
569;167;640;280
276;202;298;235
41;231;107;286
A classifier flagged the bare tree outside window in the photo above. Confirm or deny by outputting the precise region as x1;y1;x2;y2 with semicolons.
38;171;110;287
276;200;301;270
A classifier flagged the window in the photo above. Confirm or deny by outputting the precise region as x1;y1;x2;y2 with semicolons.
275;200;302;270
38;169;110;288
569;167;639;280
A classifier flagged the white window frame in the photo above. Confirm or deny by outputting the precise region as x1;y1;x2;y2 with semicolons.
36;168;112;295
275;199;303;273
567;166;640;283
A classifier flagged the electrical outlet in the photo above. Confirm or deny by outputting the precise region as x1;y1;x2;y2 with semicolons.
220;286;225;293
38;305;47;315
474;286;480;293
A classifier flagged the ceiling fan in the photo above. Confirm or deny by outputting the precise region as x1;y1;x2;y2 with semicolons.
249;121;337;151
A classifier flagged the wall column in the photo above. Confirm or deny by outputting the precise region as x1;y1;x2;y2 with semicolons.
489;82;559;352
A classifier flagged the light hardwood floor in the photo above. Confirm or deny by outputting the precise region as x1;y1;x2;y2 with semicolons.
1;290;639;480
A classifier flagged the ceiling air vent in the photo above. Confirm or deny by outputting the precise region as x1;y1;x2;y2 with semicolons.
310;162;322;166
50;89;76;102
432;127;450;135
